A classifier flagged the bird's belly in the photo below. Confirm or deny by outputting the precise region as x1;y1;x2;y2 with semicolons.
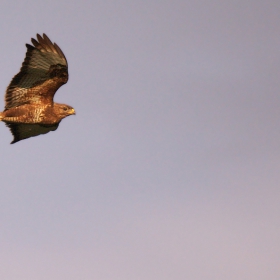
2;105;57;124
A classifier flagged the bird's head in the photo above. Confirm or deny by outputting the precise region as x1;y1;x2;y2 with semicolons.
55;104;76;118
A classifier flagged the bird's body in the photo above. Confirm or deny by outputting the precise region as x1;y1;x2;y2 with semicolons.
0;103;74;124
0;34;75;144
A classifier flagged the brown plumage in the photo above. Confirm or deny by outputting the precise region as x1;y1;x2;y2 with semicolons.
0;33;75;144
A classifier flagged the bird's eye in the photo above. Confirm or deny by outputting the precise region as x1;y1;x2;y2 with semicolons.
63;107;68;111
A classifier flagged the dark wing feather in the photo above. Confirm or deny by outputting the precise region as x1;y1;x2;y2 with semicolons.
5;34;68;110
6;123;59;144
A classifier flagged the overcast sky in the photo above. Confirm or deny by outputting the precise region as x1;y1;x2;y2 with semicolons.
0;1;279;279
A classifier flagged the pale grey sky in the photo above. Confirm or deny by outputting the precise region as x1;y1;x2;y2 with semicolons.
0;1;279;279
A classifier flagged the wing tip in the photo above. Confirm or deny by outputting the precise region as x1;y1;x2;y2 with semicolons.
29;33;67;64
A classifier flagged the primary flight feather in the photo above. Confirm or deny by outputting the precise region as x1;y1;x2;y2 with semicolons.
0;33;75;144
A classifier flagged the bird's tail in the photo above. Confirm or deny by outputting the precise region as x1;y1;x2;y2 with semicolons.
0;112;4;121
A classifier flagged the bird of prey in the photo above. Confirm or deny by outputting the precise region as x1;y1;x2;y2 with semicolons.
0;33;75;144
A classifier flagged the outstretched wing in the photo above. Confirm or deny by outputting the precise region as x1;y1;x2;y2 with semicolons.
5;34;68;110
6;123;59;144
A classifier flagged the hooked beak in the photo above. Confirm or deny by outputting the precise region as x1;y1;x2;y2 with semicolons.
70;108;76;115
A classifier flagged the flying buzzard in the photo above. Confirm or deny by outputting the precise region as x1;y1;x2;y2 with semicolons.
0;33;75;144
